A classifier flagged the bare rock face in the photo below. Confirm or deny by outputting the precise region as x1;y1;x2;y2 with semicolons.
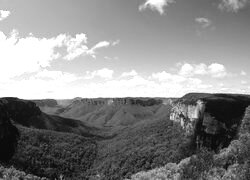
0;100;19;162
170;100;204;135
170;93;250;151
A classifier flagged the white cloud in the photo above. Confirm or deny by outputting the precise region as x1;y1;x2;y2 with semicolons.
87;40;119;58
0;30;66;80
208;63;227;78
179;63;195;76
35;69;79;83
178;63;228;78
218;0;249;12
112;40;120;46
241;80;248;84
0;64;246;99
195;17;212;28
85;68;114;79
152;71;186;82
0;29;119;81
0;10;10;21
121;70;138;77
139;0;175;15
63;33;88;60
241;70;247;76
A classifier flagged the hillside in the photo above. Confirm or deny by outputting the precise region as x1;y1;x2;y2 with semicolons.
129;106;250;180
11;125;97;180
3;94;250;179
90;104;193;179
33;98;173;128
0;97;101;138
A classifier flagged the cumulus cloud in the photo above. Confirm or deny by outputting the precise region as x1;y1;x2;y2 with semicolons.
63;33;88;60
0;64;245;99
218;0;249;12
0;30;66;80
0;10;10;21
208;63;227;78
151;71;186;82
121;70;138;77
85;68;114;79
139;0;175;15
195;17;212;28
178;63;228;78
0;29;119;81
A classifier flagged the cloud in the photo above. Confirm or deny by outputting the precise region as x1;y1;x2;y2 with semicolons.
151;71;186;82
0;10;10;21
85;68;114;79
195;17;212;28
112;40;120;46
139;0;175;15
0;64;245;99
241;70;247;76
104;56;119;60
121;70;138;77
87;40;119;58
63;33;88;60
0;29;67;80
241;80;248;84
218;0;249;12
178;63;228;78
0;29;119;81
35;69;79;83
208;63;227;78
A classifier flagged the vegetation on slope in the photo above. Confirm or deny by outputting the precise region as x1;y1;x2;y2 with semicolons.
91;104;193;179
129;106;250;180
11;126;97;180
0;164;47;180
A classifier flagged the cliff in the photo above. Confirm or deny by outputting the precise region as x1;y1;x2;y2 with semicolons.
33;97;172;128
170;93;250;150
0;99;19;162
129;105;250;180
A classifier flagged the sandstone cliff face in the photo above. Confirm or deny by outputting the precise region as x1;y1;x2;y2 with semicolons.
170;94;250;150
170;100;204;135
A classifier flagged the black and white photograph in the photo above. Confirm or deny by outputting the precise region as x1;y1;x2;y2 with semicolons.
0;0;250;179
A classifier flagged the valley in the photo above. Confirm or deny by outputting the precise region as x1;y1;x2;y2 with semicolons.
1;93;250;179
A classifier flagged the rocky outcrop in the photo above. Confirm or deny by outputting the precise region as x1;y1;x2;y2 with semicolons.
170;93;250;150
170;100;204;135
71;98;164;106
32;99;58;107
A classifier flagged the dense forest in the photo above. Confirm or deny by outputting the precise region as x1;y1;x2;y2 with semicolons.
11;126;97;179
1;95;250;179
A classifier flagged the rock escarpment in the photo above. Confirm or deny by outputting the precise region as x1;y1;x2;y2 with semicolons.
0;100;19;162
170;93;250;150
1;98;41;127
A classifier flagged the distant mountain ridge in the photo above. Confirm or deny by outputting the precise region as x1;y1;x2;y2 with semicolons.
0;97;100;138
32;97;173;128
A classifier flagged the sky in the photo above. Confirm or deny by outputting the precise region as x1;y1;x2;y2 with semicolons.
0;0;249;99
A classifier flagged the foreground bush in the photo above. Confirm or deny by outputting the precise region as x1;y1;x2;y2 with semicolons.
0;164;47;180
